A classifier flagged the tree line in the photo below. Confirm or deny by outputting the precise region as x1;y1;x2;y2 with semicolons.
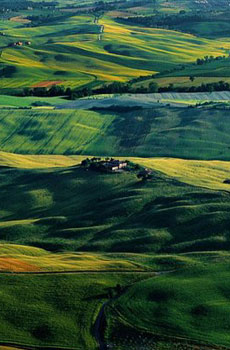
22;81;159;99
21;79;230;99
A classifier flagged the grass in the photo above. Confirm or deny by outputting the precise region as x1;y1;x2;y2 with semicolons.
2;250;230;349
0;155;230;253
0;95;66;108
3;151;230;192
0;12;230;90
106;261;230;348
0;244;148;272
2;105;230;159
0;243;199;273
0;151;83;168
0;272;146;349
130;157;230;191
139;76;230;89
0;243;205;273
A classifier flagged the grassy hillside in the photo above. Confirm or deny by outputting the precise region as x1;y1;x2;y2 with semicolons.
156;57;230;89
0;151;83;168
106;261;230;348
0;95;66;108
2;106;230;159
0;243;149;272
0;243;200;273
1;251;230;349
1;158;230;253
132;157;230;191
0;272;145;349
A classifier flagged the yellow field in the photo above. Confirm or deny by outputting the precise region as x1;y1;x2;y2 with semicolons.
131;157;230;191
0;151;84;168
1;152;230;192
0;244;147;272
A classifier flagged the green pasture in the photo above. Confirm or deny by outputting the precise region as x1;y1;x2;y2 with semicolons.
107;261;230;347
0;272;144;349
1;106;230;160
0;158;230;253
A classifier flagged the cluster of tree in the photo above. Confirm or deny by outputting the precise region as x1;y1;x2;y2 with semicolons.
62;81;159;99
196;55;227;65
22;85;72;97
93;81;159;95
137;169;153;181
129;74;156;84
117;10;230;31
27;13;70;27
22;85;94;99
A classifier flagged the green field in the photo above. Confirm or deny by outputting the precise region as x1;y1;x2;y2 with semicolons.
106;261;230;348
1;106;230;159
1;0;230;349
0;12;230;90
0;272;149;349
0;95;66;108
0;154;230;254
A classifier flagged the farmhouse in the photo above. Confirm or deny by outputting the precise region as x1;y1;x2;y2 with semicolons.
102;159;127;172
8;41;24;47
81;157;128;172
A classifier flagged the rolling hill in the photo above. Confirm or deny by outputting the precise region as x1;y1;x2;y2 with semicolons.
0;155;230;254
0;13;230;91
1;0;230;349
1;106;230;160
106;261;230;348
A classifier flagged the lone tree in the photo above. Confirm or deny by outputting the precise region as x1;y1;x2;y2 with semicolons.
81;158;91;167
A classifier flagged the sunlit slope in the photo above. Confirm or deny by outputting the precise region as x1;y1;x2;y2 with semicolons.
0;163;230;253
2;151;230;192
0;244;145;272
132;158;230;191
2;107;230;159
0;151;83;168
0;15;230;89
0;242;205;273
